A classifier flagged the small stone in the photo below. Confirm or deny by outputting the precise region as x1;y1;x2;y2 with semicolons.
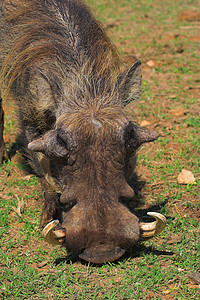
146;60;155;67
37;260;49;268
140;120;151;127
23;175;33;180
177;169;196;184
163;290;171;295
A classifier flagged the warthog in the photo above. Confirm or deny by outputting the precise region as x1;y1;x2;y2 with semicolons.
0;0;166;263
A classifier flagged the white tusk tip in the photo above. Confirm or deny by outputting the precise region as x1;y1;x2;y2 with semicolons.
147;212;167;224
42;220;65;245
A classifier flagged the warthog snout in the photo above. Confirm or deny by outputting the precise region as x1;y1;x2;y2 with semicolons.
42;212;166;263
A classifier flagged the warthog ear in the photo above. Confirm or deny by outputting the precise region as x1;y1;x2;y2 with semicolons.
28;128;72;158
124;122;159;151
118;60;142;106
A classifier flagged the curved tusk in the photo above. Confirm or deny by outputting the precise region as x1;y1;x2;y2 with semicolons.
42;220;66;245
140;212;166;240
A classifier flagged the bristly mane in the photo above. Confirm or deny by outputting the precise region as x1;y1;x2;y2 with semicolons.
1;0;121;113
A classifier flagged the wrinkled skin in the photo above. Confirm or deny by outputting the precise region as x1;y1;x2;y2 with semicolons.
29;110;158;262
54;117;139;253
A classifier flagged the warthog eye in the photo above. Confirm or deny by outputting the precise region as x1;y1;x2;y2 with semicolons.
60;198;77;212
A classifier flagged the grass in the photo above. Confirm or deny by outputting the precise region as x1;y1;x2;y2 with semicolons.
0;0;200;299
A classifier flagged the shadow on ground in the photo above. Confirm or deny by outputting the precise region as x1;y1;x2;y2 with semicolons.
54;244;174;268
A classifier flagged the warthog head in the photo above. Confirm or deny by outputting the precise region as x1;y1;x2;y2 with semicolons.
28;61;166;263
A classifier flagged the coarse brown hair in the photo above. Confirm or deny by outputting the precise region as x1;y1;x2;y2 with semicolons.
0;0;121;115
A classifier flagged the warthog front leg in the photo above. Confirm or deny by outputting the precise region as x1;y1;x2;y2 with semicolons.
0;97;7;164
